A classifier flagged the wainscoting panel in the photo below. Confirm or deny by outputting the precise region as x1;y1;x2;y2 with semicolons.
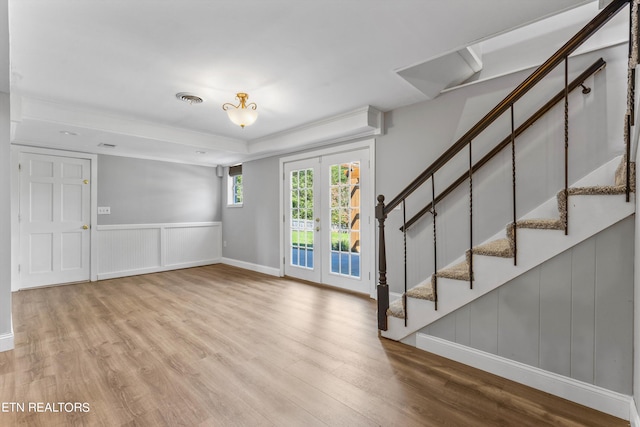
165;224;222;267
97;222;222;279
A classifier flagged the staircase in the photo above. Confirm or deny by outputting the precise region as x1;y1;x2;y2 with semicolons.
382;155;635;341
376;0;639;342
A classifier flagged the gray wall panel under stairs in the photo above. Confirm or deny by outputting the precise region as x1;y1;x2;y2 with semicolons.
421;215;634;395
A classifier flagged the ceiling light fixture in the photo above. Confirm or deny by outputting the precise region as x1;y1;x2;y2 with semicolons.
222;92;258;128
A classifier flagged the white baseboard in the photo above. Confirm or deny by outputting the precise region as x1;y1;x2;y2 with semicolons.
0;331;14;353
97;259;220;280
221;258;281;277
416;334;632;421
631;399;640;427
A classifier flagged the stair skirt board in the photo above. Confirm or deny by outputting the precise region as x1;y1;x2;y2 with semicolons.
382;156;636;341
416;334;632;421
631;399;640;427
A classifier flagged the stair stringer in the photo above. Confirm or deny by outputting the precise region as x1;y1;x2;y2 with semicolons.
381;156;635;342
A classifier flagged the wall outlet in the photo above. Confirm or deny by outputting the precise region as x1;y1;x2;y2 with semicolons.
98;206;111;215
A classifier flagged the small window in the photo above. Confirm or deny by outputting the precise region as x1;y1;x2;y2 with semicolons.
228;165;243;206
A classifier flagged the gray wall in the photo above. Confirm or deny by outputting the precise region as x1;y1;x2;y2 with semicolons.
0;0;11;341
97;155;221;225
423;216;634;395
221;156;280;269
377;44;629;294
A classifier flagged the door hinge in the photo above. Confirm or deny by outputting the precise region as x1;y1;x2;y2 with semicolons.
18;214;21;223
18;163;21;171
283;256;285;265
18;264;20;273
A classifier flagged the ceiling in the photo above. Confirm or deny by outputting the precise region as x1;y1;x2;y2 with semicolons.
8;0;595;166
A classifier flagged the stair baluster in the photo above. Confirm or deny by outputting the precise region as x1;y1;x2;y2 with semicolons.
564;58;570;235
468;141;473;288
511;105;517;266
432;175;438;311
402;199;408;326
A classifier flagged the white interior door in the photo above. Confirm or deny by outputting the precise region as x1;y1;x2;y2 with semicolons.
284;148;370;293
20;153;91;289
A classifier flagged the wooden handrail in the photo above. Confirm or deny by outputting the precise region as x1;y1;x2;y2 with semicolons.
381;0;629;216
400;57;607;232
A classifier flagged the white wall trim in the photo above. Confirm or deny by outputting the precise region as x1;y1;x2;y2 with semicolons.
97;260;220;281
0;331;14;353
250;106;382;158
16;96;246;154
96;222;222;280
221;257;281;277
416;334;632;421
10;145;98;291
631;399;640;427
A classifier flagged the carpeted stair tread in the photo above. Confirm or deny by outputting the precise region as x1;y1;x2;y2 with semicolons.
437;260;470;281
406;282;435;301
568;185;627;196
517;218;564;230
472;238;513;258
387;299;405;318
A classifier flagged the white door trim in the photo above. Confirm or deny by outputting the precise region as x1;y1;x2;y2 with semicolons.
279;139;376;298
11;145;98;291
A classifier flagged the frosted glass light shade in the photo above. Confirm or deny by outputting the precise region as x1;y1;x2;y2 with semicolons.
226;107;258;128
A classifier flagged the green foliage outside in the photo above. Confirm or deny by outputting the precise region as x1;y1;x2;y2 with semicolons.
232;175;243;204
291;231;352;252
290;164;359;253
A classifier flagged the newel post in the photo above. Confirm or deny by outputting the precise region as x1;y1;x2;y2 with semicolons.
376;195;389;331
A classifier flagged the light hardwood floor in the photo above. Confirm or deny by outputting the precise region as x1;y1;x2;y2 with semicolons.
0;264;628;426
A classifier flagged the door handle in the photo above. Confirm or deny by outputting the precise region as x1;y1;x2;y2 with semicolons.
316;226;320;232
82;225;89;230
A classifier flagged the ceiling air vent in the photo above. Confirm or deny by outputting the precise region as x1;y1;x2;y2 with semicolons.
176;92;204;105
98;143;117;149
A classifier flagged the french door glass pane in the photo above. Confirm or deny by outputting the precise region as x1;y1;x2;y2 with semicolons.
290;168;314;269
329;161;360;278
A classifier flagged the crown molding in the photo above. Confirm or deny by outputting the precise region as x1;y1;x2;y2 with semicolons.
15;95;248;154
247;106;383;156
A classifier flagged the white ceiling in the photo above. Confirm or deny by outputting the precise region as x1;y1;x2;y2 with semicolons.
8;0;594;166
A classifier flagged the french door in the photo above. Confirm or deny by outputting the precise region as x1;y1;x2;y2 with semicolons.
284;148;370;293
19;152;91;289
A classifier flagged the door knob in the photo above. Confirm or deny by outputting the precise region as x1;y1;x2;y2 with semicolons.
316;226;320;232
82;225;89;230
